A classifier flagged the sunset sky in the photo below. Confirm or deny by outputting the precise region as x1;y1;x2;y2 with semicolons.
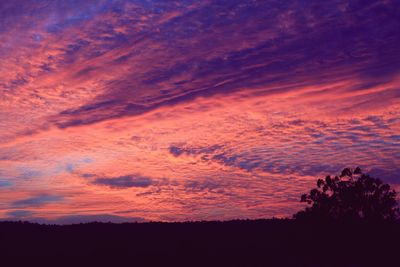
0;0;399;223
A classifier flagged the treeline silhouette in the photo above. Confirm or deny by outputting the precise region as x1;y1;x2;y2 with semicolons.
1;168;399;267
295;167;399;221
1;219;399;267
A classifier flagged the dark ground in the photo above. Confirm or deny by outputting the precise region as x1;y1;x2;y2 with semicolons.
1;219;399;267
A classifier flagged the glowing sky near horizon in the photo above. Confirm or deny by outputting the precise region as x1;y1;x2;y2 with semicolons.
0;0;399;223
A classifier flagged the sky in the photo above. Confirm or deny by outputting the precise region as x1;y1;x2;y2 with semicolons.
0;0;399;223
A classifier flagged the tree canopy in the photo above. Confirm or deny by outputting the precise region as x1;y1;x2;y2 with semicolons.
294;167;399;221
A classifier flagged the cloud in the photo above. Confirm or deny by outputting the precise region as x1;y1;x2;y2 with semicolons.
169;146;185;157
184;179;226;193
169;144;222;157
81;173;97;178
364;115;390;129
12;195;64;207
93;175;153;189
367;167;400;185
1;0;397;132
6;210;34;218
0;180;12;187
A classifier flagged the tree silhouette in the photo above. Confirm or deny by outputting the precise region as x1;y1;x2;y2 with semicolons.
294;167;399;221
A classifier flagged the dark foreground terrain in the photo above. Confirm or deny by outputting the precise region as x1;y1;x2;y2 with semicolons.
1;219;399;267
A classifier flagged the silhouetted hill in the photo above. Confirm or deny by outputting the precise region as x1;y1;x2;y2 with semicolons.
1;219;399;267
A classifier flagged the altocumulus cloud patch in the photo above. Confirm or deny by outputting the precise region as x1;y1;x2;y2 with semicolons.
93;175;153;189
